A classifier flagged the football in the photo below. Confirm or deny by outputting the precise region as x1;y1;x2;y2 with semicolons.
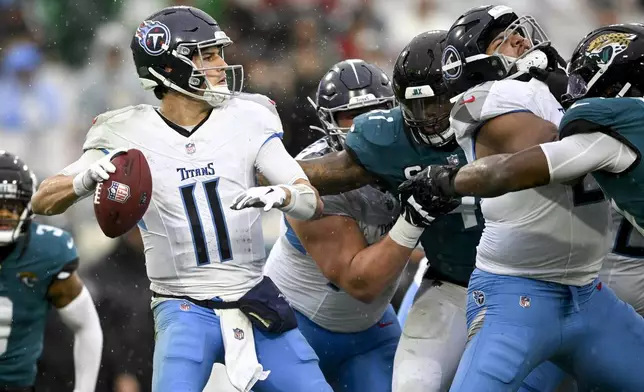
93;149;152;238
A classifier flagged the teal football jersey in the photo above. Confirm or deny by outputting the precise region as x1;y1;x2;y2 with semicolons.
345;107;483;285
560;97;644;234
0;223;78;387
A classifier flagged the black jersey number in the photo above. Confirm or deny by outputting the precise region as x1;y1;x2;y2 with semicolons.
179;178;233;265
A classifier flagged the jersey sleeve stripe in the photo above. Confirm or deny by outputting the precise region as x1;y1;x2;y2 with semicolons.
261;133;284;148
283;216;307;254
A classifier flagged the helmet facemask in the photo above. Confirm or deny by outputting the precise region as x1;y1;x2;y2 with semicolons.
489;16;551;80
0;176;34;246
400;85;453;147
308;93;395;150
146;31;244;107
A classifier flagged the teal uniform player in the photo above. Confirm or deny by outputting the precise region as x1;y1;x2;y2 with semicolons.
346;107;483;285
0;151;101;392
558;96;644;232
0;223;79;388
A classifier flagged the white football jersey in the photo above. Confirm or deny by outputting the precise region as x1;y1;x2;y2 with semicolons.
264;138;402;332
601;207;644;314
451;79;611;285
83;94;283;300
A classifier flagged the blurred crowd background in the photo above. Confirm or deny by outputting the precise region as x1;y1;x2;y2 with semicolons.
1;0;643;391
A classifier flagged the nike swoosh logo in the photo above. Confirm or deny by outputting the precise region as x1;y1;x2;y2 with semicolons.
463;95;476;104
67;238;74;249
378;321;394;328
569;102;589;109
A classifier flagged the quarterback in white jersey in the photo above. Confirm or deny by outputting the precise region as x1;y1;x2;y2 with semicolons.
265;59;417;392
402;6;644;391
31;6;333;392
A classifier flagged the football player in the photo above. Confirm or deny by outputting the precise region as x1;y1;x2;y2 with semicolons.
0;151;102;392
265;59;420;392
401;7;644;391
297;30;561;392
409;23;644;317
30;6;331;392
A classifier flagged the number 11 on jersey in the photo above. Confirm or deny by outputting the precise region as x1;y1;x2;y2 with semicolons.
179;178;233;265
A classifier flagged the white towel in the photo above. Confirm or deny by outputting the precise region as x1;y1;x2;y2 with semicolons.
215;308;270;392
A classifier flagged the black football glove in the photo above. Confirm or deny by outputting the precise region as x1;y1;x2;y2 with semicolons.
529;44;569;105
397;165;462;227
398;165;461;202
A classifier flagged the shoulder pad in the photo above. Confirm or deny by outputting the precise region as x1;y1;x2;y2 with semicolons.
31;224;78;271
235;93;279;118
453;81;533;124
349;108;402;148
83;105;150;151
560;98;614;139
91;105;142;127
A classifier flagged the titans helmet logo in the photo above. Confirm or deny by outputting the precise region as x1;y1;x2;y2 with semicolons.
135;20;171;56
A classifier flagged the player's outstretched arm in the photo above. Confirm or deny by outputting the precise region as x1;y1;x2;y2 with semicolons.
288;192;456;303
49;272;103;392
298;150;378;195
32;149;125;216
232;137;324;220
414;131;639;199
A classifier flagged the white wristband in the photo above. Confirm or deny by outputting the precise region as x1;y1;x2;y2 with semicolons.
72;171;94;198
279;184;318;220
388;216;425;249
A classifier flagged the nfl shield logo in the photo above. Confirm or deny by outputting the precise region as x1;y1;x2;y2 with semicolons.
519;296;531;308
233;328;244;340
446;154;460;166
185;142;196;154
107;181;131;204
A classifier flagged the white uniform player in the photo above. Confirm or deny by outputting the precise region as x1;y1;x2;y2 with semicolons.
265;59;425;392
416;6;644;391
31;6;332;392
266;139;401;332
452;78;611;284
79;99;284;299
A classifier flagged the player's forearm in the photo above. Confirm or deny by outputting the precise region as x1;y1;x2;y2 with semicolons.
58;287;103;392
298;151;374;195
453;149;552;198
342;236;413;303
32;175;80;216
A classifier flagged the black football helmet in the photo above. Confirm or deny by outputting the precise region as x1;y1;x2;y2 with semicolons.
441;5;550;96
564;23;644;104
130;6;243;106
0;151;36;245
393;30;454;147
309;59;395;150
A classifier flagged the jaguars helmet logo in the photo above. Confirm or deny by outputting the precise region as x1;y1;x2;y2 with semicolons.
585;32;636;65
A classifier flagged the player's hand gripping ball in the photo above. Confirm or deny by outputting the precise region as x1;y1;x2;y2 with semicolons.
93;149;152;238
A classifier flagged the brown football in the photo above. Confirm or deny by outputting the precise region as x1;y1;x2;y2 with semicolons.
93;149;152;238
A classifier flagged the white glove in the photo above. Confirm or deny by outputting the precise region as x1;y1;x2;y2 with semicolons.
230;186;287;212
72;148;127;198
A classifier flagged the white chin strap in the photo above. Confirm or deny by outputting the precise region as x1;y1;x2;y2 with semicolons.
146;68;231;107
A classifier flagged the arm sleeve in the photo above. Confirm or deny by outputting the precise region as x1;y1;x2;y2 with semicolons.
540;132;638;183
57;286;103;392
255;136;308;185
58;149;108;176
